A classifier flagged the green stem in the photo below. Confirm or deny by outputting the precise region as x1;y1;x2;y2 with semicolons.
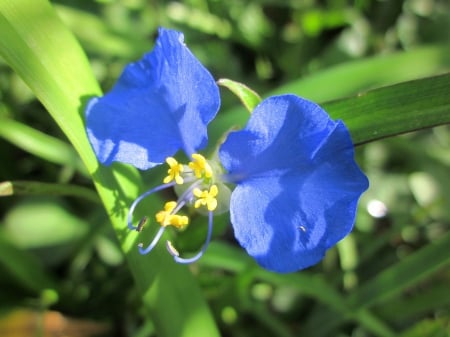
0;180;100;204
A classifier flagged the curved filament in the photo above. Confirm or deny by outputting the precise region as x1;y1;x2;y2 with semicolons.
138;226;166;255
127;182;176;230
166;211;214;264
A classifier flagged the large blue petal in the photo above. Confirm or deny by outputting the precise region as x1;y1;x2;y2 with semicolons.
219;95;368;272
86;27;220;169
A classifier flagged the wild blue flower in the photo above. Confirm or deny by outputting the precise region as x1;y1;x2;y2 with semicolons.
86;27;369;273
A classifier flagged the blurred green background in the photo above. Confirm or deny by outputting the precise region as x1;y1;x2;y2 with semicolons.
0;0;449;336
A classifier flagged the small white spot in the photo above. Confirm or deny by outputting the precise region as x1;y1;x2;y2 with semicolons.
298;225;307;232
367;199;388;218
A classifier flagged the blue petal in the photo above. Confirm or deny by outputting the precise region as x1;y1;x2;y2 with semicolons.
219;95;368;272
86;27;220;169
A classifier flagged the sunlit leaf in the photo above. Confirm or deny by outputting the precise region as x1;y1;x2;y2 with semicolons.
0;1;220;336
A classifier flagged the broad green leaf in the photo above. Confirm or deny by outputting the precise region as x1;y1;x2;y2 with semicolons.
0;1;219;336
217;78;262;112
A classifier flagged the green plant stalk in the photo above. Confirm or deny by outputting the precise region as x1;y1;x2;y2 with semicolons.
0;180;100;203
0;1;220;336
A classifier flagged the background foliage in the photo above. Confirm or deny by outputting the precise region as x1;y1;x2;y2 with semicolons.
0;0;449;336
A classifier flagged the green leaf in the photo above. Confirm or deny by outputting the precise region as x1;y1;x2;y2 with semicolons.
323;73;450;145
0;118;87;176
0;1;219;336
272;44;450;102
202;242;396;337
0;233;55;293
348;231;450;309
398;318;449;337
218;78;262;112
210;73;450;147
54;4;148;59
378;283;450;322
3;198;89;250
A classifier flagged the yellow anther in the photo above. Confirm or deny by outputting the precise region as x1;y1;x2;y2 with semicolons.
193;185;219;211
155;201;189;228
188;153;213;179
163;157;184;184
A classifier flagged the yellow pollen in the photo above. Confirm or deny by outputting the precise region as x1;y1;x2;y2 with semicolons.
193;185;219;211
163;157;184;184
155;201;189;228
188;153;213;179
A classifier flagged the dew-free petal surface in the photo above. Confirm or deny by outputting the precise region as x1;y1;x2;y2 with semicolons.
86;27;220;169
219;95;368;272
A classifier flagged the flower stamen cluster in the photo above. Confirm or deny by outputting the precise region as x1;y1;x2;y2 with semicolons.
127;153;220;263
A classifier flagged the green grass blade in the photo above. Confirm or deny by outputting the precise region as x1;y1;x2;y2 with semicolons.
0;118;87;175
348;231;450;309
0;233;55;293
272;44;450;102
210;73;450;147
378;283;450;322
323;73;450;145
0;1;219;336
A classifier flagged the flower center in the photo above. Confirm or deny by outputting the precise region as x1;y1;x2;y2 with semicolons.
128;153;226;264
161;153;219;220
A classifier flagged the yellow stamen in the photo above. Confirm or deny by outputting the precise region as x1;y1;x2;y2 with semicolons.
188;153;213;179
155;201;189;228
163;157;184;184
193;185;218;211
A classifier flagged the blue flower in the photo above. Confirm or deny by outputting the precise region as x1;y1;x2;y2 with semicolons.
86;27;220;170
86;27;368;273
219;95;369;272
